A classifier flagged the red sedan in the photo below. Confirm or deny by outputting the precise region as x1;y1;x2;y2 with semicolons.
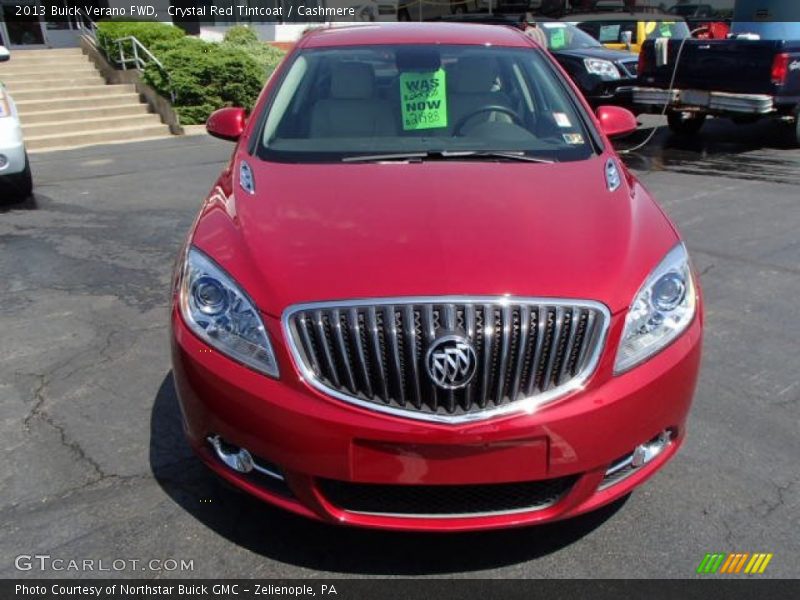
170;23;703;532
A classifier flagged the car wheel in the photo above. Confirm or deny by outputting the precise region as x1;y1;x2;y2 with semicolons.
667;111;706;136
2;154;33;202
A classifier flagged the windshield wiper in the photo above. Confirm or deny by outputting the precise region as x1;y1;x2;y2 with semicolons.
342;150;555;164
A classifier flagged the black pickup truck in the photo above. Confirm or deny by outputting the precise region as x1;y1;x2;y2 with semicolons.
633;27;800;144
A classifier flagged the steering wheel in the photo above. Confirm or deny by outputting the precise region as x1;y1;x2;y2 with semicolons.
453;105;523;136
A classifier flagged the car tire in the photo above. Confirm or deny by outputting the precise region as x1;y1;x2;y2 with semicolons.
2;154;33;202
667;111;706;136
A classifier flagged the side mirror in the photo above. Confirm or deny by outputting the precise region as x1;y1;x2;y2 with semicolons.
206;107;246;142
596;105;638;139
0;46;10;63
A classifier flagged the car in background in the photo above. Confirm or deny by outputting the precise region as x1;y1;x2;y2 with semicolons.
0;46;33;202
667;3;713;18
538;21;639;109
566;13;691;53
430;15;639;109
634;21;800;143
172;23;703;532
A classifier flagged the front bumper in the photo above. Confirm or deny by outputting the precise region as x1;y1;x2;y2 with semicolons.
171;306;702;531
633;87;775;115
588;84;636;106
0;117;27;176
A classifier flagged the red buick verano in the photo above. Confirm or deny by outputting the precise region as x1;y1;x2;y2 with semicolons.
170;23;703;531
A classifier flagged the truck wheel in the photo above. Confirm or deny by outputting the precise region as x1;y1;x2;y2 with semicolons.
667;111;706;136
795;108;800;147
1;155;33;202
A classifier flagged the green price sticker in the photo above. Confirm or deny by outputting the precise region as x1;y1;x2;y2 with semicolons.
400;68;448;131
659;25;673;38
549;27;567;50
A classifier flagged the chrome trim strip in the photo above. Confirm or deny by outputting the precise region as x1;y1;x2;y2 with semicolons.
342;497;560;519
332;308;356;393
403;304;421;408
252;462;285;482
282;296;611;425
558;308;580;386
349;307;372;398
605;453;634;477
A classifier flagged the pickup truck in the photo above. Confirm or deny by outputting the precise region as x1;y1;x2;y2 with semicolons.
633;23;800;144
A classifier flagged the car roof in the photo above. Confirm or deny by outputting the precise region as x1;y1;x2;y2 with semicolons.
564;12;683;22
299;23;532;49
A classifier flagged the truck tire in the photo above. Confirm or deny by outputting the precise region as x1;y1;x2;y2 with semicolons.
795;107;800;147
1;155;33;202
667;111;707;136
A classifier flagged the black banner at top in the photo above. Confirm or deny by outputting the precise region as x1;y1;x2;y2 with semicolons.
5;1;800;25
7;0;798;25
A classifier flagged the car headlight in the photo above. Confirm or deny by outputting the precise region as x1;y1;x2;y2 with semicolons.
614;243;697;374
584;58;621;80
179;247;279;378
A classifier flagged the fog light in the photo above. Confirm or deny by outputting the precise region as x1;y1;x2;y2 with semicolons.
631;430;671;467
0;154;8;170
600;430;672;490
208;435;254;473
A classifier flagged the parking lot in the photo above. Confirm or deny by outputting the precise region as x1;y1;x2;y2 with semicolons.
1;116;798;578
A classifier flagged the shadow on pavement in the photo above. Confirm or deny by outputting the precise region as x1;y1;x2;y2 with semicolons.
0;191;39;213
617;117;800;185
150;372;628;575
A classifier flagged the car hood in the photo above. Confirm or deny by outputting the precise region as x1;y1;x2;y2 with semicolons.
192;155;678;317
555;46;639;63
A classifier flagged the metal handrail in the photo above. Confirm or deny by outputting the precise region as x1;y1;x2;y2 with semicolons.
113;36;176;104
75;14;98;42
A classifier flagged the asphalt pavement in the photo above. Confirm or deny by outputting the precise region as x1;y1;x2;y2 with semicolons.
1;116;798;578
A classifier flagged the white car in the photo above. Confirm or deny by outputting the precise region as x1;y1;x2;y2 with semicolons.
0;46;32;201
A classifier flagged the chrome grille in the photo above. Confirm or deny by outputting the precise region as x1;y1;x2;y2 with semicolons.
620;60;638;78
284;297;609;423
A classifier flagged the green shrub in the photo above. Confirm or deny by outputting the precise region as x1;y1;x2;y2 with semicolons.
223;25;259;46
222;27;286;77
109;22;286;125
143;39;266;125
96;21;185;64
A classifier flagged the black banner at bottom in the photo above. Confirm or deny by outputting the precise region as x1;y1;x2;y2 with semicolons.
3;579;800;600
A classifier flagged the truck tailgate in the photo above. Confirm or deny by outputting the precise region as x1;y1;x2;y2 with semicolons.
640;39;783;95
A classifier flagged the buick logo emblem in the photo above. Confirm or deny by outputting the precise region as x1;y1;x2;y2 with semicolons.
425;335;477;390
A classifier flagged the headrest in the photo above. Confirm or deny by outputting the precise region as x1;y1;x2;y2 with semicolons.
331;62;375;99
451;57;499;94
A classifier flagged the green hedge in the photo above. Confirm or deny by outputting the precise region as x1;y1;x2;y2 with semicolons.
224;26;286;77
103;23;287;125
96;21;184;63
144;38;266;125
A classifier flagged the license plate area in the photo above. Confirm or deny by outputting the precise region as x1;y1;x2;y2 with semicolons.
680;89;711;107
351;437;548;485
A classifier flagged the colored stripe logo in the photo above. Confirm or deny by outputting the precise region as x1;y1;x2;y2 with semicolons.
697;553;773;574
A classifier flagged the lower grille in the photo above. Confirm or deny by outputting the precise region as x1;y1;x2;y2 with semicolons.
318;476;576;517
284;297;609;423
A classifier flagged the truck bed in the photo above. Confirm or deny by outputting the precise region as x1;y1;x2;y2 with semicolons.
638;38;800;96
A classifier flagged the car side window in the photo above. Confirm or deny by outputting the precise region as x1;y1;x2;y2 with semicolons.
596;21;638;44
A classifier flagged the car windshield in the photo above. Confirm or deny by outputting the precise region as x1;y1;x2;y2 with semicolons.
257;44;596;163
539;22;603;50
644;20;691;40
668;5;709;17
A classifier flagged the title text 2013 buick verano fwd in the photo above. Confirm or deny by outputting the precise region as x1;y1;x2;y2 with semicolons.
170;24;703;531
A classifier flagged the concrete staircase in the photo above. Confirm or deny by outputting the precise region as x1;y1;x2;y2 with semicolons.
0;48;173;152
